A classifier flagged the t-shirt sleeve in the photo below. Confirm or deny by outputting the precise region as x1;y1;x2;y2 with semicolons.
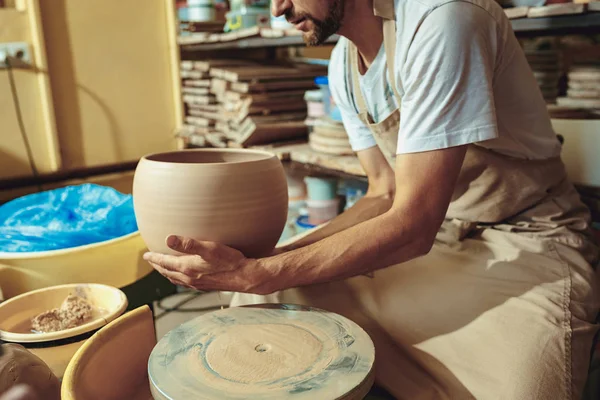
328;41;377;152
397;2;500;154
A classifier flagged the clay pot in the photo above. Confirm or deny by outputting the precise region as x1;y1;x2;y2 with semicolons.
132;149;288;257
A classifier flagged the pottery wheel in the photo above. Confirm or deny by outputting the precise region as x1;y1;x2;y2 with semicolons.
148;304;375;400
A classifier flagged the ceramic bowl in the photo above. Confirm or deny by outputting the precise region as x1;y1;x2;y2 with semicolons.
0;231;151;300
0;283;128;378
133;148;288;258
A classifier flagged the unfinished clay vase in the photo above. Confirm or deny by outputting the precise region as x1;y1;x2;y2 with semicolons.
133;149;288;257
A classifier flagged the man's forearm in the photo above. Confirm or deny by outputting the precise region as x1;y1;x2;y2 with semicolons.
278;194;394;252
258;205;436;293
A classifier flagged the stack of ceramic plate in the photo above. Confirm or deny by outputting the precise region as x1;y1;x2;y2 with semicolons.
557;64;600;110
525;50;561;104
308;118;354;156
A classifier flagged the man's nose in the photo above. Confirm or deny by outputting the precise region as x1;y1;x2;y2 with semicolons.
271;0;292;17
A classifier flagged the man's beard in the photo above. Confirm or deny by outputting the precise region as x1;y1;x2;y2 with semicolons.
285;0;344;46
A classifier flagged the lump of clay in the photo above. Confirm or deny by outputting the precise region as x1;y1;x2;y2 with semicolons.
0;343;60;400
60;294;93;329
31;294;93;333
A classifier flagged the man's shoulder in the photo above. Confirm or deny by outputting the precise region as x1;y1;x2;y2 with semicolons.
395;0;506;24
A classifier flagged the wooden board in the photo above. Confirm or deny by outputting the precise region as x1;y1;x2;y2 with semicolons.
210;65;327;83
504;6;529;19
183;94;218;106
183;79;212;88
182;87;211;95
233;112;307;126
229;99;308;123
567;88;600;99
557;96;600;108
235;120;308;146
148;304;375;400
231;79;317;94
187;104;221;113
527;3;585;18
190;59;258;72
179;124;217;136
185;116;215;127
187;108;227;122
180;70;209;79
224;89;308;102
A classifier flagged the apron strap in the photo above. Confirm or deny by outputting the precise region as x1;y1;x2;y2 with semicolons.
349;43;369;115
374;0;402;104
347;0;402;118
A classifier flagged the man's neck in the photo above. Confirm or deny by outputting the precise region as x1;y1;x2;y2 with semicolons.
338;0;383;71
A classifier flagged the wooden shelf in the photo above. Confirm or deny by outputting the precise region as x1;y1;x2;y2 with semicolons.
189;141;367;181
180;31;340;51
178;12;600;52
511;12;600;36
251;142;367;181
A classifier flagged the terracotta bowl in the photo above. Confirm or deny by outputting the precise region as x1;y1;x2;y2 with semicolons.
132;148;288;257
0;283;128;379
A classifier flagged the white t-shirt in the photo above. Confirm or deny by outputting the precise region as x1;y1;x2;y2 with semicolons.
328;0;561;160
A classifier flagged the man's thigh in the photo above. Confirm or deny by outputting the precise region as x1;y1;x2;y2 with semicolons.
231;233;599;399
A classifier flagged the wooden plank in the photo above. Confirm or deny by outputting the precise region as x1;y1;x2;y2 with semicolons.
233;112;307;126
224;89;308;102
527;3;585;18
504;6;529;19
210;65;327;83
235;120;308;146
187;104;221;112
179;124;216;135
192;59;258;72
180;70;208;79
185;116;214;127
182;94;218;105
183;79;212;87
255;143;365;178
231;79;317;93
182;87;211;95
187;108;226;121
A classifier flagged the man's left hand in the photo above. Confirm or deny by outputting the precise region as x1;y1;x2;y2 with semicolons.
143;235;275;294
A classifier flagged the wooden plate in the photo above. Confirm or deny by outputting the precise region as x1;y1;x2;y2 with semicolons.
148;304;375;400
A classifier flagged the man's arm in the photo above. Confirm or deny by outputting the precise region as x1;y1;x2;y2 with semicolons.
259;144;467;292
278;146;395;253
144;144;467;295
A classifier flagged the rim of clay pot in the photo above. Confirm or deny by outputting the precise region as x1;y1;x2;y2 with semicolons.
0;231;140;259
140;148;277;165
0;283;128;343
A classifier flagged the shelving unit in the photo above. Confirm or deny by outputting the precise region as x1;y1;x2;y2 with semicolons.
512;12;600;36
178;12;600;180
180;33;340;51
179;12;600;51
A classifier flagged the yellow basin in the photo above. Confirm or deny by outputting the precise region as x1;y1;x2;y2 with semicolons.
0;283;128;378
0;231;152;300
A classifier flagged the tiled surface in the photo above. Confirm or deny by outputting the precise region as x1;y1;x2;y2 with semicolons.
153;290;232;339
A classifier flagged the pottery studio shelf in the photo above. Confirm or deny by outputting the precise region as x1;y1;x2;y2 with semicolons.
510;10;600;37
179;27;340;51
252;142;368;182
178;11;600;53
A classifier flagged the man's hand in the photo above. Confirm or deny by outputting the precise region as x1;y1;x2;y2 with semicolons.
143;235;275;294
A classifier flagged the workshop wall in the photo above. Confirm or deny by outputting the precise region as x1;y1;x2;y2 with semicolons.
1;0;181;183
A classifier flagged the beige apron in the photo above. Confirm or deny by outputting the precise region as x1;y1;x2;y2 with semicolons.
232;1;600;398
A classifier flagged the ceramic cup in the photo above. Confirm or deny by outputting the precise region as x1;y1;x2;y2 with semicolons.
133;148;288;258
